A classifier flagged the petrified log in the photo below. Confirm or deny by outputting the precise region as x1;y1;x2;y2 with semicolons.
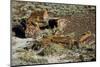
40;35;79;49
12;18;27;38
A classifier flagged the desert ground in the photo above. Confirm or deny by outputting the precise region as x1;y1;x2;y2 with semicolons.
11;1;96;66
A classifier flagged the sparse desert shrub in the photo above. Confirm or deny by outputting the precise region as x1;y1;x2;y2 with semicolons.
18;51;48;64
38;43;65;56
35;58;48;64
18;51;35;62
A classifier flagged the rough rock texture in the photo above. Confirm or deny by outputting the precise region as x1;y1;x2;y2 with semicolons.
11;0;96;66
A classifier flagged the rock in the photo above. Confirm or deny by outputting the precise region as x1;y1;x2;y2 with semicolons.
12;37;34;53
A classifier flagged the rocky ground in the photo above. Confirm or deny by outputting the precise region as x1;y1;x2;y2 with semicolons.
11;0;96;66
11;36;96;66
